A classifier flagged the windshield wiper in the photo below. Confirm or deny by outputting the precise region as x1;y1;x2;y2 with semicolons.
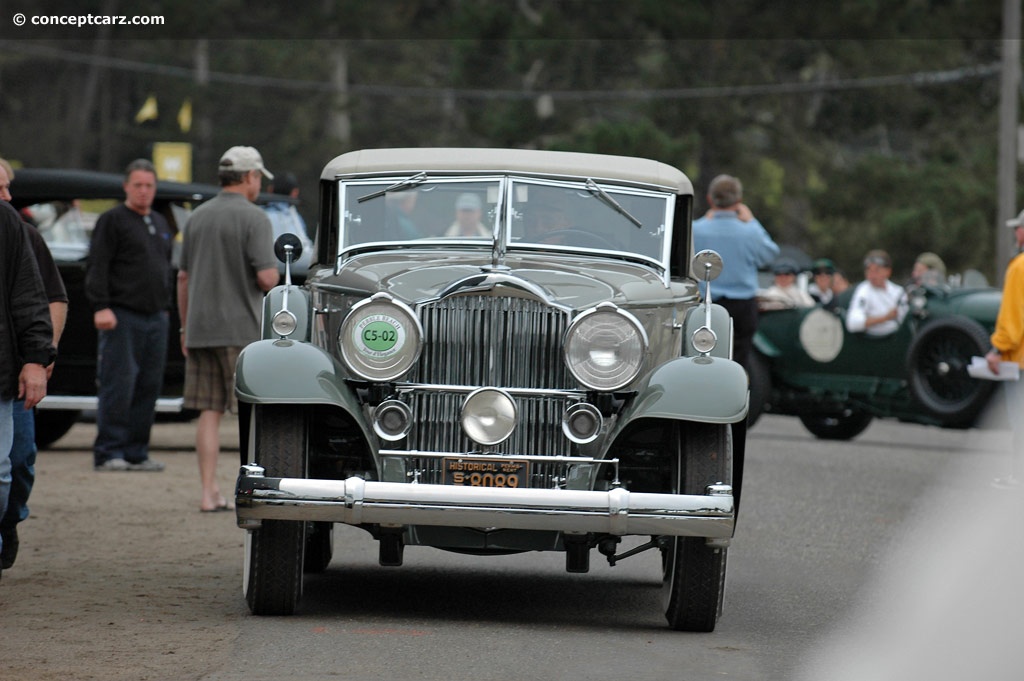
585;178;642;229
357;172;428;203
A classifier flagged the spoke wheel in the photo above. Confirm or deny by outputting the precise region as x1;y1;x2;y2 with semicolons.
661;422;731;632
906;316;995;426
243;405;307;615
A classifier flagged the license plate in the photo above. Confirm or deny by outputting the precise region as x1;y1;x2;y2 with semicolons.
442;457;531;488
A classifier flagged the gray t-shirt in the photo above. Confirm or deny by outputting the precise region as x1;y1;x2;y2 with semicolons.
179;191;277;347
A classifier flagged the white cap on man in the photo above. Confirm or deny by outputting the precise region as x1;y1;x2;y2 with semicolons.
219;146;274;180
1006;209;1024;229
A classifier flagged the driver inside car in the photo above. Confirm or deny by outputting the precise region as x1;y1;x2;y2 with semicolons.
845;249;909;336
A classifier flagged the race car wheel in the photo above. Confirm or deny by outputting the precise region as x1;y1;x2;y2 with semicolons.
798;409;874;440
244;405;307;615
906;316;995;426
662;422;731;632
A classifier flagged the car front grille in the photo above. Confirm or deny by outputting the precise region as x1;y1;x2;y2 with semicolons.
396;294;580;482
412;294;573;389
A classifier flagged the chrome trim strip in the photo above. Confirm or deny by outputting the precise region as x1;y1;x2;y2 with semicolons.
37;395;183;413
379;450;615;465
394;383;585;398
236;469;734;538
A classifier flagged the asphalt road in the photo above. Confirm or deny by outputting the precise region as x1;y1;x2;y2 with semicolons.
3;413;1016;681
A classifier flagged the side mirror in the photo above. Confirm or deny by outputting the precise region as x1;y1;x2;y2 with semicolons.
692;249;723;283
269;234;303;338
274;233;303;265
274;233;303;288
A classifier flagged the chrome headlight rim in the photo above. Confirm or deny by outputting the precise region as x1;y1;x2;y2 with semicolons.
563;304;648;391
461;387;518;446
338;293;423;382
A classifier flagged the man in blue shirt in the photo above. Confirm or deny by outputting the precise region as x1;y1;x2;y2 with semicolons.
692;174;779;374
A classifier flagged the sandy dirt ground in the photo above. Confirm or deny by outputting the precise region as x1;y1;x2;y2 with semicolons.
1;417;246;681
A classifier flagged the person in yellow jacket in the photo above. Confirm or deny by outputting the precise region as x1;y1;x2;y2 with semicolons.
986;209;1024;487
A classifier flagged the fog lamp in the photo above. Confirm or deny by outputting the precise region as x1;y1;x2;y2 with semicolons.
373;400;412;442
461;388;517;446
562;402;603;444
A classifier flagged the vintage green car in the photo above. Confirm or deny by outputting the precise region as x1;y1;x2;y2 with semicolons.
749;281;1002;440
233;148;749;631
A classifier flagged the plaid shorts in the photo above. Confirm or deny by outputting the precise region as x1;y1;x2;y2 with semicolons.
183;346;243;414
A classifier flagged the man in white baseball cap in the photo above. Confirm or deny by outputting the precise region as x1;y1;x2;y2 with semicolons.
177;146;279;511
218;145;274;181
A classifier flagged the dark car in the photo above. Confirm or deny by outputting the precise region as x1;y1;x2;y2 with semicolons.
749;279;1002;439
8;168;225;447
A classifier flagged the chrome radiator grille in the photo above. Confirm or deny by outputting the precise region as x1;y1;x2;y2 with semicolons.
397;294;578;472
405;391;575;458
411;295;573;389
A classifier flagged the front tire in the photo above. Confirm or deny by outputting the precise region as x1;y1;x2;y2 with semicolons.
243;405;307;615
661;422;731;632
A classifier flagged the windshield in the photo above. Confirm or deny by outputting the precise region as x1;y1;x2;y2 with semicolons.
343;178;502;247
340;175;672;266
507;179;669;262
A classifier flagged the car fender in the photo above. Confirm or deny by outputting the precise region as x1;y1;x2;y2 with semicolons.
235;339;365;422
616;356;749;433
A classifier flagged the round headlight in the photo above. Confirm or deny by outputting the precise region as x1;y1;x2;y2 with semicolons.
461;388;517;446
564;305;647;391
339;294;422;381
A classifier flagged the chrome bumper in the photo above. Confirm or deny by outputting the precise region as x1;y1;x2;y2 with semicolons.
235;464;735;538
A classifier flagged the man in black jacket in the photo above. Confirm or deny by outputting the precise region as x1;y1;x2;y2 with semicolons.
1;199;55;580
85;159;172;472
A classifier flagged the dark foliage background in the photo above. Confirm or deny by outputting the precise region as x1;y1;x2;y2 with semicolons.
0;0;1012;281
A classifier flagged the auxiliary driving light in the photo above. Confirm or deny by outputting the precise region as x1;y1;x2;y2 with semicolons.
691;326;717;354
373;400;413;441
271;309;298;337
461;388;517;446
562;402;603;444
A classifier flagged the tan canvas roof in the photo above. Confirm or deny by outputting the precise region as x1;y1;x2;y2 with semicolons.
321;148;692;195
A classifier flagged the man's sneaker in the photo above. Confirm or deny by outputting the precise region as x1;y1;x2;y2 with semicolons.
94;458;130;472
1;527;19;570
127;459;165;472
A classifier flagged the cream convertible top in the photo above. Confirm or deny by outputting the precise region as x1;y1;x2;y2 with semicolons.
321;148;693;195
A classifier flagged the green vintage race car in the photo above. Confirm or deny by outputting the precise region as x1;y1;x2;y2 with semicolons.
233;148;749;631
749;280;1002;440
